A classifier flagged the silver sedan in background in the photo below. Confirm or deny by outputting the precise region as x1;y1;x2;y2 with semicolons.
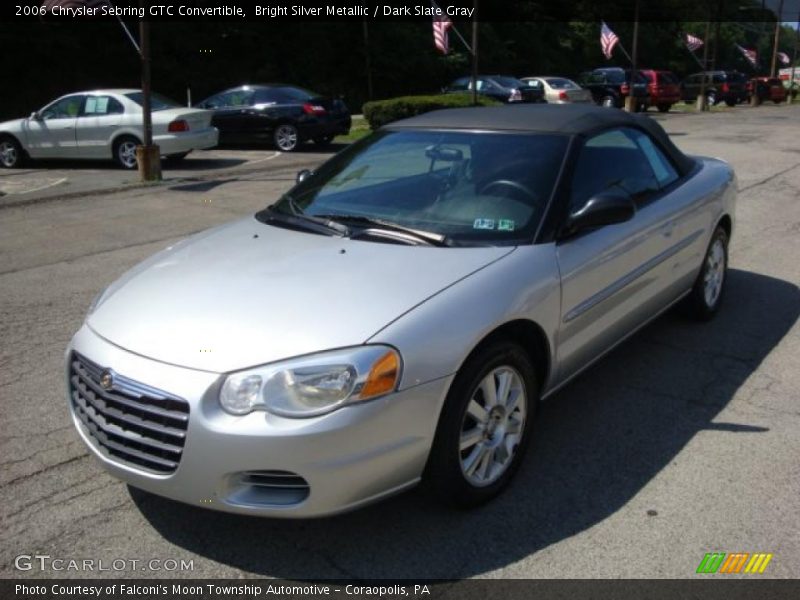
65;104;735;517
0;89;218;169
522;76;593;103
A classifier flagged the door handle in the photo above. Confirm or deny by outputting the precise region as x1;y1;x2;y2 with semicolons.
660;222;675;237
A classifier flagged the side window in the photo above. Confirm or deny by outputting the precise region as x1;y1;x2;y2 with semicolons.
253;89;280;104
569;128;661;209
450;78;469;91
634;133;678;188
83;96;124;116
40;96;84;120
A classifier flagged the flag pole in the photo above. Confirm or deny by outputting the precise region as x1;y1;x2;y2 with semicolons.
697;21;711;111
624;0;640;112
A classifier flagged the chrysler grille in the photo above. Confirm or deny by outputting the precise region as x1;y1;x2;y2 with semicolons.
68;352;189;474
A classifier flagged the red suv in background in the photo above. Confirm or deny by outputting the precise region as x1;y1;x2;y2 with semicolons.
639;69;681;112
746;77;787;104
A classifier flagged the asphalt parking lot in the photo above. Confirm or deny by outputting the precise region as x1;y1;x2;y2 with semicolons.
0;144;342;207
0;104;798;580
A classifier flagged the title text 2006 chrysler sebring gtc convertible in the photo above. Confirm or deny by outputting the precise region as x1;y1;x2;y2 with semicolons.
66;104;735;517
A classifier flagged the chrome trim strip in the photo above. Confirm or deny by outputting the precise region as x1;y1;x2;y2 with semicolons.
563;228;703;323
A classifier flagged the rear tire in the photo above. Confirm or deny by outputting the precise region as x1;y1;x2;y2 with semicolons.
273;123;300;152
724;98;736;107
657;103;671;113
0;135;24;168
706;91;717;106
683;226;728;321
424;341;538;508
113;136;140;169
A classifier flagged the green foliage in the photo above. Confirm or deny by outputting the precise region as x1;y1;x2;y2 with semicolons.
362;93;501;129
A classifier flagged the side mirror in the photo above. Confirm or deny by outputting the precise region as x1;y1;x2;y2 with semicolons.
30;111;41;120
296;169;312;184
562;190;635;237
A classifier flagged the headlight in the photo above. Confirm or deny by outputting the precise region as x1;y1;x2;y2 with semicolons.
219;346;401;418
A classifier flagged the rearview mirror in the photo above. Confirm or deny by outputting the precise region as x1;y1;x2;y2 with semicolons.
29;111;41;120
296;169;312;184
562;190;635;237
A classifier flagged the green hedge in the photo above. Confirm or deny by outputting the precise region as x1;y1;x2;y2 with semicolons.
362;93;501;130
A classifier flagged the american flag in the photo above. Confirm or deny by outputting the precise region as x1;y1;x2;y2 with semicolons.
778;52;790;65
600;22;619;60
432;1;453;55
685;33;704;52
737;44;758;68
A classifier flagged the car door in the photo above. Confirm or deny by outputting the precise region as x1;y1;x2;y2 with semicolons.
23;94;84;158
200;89;254;143
554;127;692;382
75;94;125;158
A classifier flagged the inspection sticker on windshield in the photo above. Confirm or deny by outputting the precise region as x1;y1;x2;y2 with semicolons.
498;219;515;231
473;218;495;230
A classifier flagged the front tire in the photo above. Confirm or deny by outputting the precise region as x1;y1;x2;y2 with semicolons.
424;341;538;508
657;103;672;113
0;135;24;168
113;136;140;169
274;123;300;152
684;226;728;320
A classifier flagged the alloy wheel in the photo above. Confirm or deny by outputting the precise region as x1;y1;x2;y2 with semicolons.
703;238;726;308
0;141;18;167
275;125;299;152
118;141;138;169
459;366;527;487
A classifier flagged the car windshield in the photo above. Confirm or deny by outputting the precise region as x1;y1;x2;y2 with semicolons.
493;76;525;88
545;78;578;89
265;130;568;246
124;92;182;111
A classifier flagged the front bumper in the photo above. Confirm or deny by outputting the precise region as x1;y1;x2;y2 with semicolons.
66;325;451;518
154;127;219;155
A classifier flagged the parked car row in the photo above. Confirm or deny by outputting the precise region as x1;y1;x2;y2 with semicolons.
0;84;352;169
445;67;792;114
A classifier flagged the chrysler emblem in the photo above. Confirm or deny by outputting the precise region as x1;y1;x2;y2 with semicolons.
100;370;114;390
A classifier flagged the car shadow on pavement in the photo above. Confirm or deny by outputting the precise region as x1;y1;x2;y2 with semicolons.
130;268;799;579
24;157;248;171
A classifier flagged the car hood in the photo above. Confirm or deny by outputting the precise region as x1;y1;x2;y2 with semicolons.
88;217;514;373
0;118;26;133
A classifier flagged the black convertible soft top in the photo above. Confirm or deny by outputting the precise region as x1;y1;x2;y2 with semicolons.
387;103;695;175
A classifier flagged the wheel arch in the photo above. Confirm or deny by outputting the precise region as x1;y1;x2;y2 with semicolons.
716;214;732;241
110;131;142;155
0;131;29;158
458;319;552;393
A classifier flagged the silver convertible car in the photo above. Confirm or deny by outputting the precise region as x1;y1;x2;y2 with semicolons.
0;89;218;169
66;104;735;517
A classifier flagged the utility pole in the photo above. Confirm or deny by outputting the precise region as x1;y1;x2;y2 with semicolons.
770;0;784;77
624;0;640;112
471;0;478;105
137;0;161;181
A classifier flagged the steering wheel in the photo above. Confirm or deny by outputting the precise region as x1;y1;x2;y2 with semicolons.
479;179;541;207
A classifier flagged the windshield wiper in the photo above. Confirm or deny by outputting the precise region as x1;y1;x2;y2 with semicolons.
262;205;350;237
313;214;450;247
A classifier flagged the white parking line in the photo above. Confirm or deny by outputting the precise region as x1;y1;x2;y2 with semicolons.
17;177;68;195
244;151;281;165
